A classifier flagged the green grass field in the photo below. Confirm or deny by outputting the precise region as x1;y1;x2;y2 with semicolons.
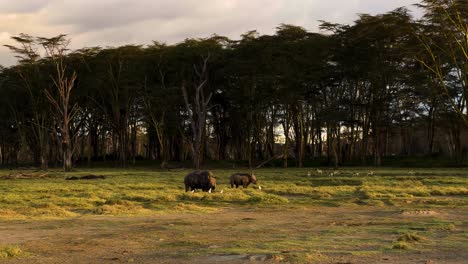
1;167;467;218
0;167;467;263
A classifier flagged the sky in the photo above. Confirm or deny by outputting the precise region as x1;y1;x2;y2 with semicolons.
0;0;421;66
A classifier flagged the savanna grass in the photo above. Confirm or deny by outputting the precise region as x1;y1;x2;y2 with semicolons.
0;167;466;218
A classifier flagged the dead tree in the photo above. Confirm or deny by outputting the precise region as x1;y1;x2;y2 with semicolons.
40;35;78;172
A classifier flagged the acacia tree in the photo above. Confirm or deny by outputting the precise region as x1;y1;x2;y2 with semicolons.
38;35;78;171
181;52;212;170
143;42;177;168
5;34;52;170
92;45;144;167
176;38;224;169
416;0;468;126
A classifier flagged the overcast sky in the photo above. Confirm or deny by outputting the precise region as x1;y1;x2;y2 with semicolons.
0;0;421;66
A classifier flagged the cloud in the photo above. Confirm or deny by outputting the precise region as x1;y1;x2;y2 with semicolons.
0;0;49;14
46;0;202;32
0;0;421;66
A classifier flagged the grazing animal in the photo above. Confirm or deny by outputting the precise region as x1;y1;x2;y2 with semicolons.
184;170;216;192
367;171;374;176
230;173;257;188
316;169;323;175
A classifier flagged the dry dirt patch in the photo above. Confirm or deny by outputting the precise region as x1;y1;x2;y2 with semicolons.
0;207;466;264
0;173;50;180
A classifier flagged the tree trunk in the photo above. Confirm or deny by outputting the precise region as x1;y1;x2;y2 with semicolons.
282;109;290;168
119;131;128;168
181;55;212;170
40;144;49;170
373;126;382;166
361;120;370;165
62;125;73;171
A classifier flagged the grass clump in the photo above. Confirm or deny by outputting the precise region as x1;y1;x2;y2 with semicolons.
0;245;23;258
356;199;385;206
398;232;424;242
285;253;329;263
392;241;411;250
391;232;426;251
246;191;289;204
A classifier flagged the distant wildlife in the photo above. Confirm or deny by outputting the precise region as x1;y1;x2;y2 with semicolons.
184;170;216;192
316;169;323;175
230;173;257;188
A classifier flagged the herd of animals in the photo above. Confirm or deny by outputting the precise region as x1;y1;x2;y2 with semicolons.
184;170;258;193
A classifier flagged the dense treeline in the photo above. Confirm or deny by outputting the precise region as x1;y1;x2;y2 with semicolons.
0;0;467;170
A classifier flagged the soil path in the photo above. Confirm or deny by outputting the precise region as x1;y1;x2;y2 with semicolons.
0;206;466;263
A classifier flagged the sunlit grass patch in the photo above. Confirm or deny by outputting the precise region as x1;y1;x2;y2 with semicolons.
0;167;467;218
0;245;23;259
392;241;411;250
247;193;289;204
0;209;24;219
282;252;330;263
94;203;152;215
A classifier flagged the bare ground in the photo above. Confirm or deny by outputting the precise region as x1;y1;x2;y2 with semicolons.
0;206;467;264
